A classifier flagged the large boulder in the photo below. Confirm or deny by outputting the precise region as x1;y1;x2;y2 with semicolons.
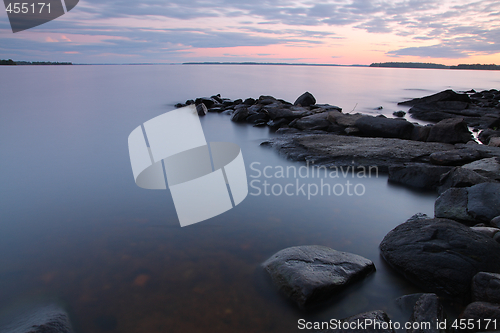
318;310;395;333
459;302;500;332
262;245;375;308
434;187;474;223
388;163;452;190
294;92;316;107
472;272;500;303
462;157;500;180
0;303;73;333
354;116;414;139
380;217;500;298
426;118;473;144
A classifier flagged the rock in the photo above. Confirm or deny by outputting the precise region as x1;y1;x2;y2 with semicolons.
265;133;454;172
246;113;269;124
174;103;185;108
490;137;500;147
328;112;364;127
467;183;500;222
243;98;256;105
472;227;500;238
0;303;73;333
459;302;500;332
495;233;500;243
472;272;500;303
195;97;216;108
479;129;500;144
345;127;360;135
196;103;207;116
407;213;431;222
393;110;406;117
399;89;471;106
267;118;291;128
326;123;346;134
379;218;500;297
411;125;432;142
429;149;482;166
438;167;493;194
426;118;473;144
292;113;331;131
185;99;195;105
354;116;414;140
407;294;447;333
262;245;375;308
230;106;252;122
318;310;395;333
388;163;452;190
315;104;342;112
462;157;500;178
491;216;500;228
294;92;316;107
435;187;474;223
264;106;308;120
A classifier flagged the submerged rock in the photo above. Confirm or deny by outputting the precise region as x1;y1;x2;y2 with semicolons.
262;245;375;308
380;217;500;298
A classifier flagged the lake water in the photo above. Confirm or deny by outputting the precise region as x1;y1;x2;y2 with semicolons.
0;65;499;332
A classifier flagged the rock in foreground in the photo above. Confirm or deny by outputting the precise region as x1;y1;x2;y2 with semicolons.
380;217;500;298
262;245;375;308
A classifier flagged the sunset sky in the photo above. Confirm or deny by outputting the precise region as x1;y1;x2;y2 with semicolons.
0;0;499;65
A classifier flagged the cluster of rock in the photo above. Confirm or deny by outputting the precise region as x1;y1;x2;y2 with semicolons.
178;90;500;331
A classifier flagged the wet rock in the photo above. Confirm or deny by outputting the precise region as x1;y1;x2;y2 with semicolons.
267;118;291;129
243;98;256;105
262;245;375;308
354;116;414;140
490;137;500;147
379;218;500;297
328;112;364;127
462;157;500;179
459;302;500;332
407;294;447;333
429;149;482;166
294;92;316;107
467;183;500;222
246;113;269;124
438;167;494;194
230;106;252;122
292;113;331;131
196;103;207;116
426;118;473;144
393;110;406;117
318;310;395;333
195;97;217;108
0;303;73;333
479;129;500;144
264;106;308;120
388;163;452;190
315;104;342;112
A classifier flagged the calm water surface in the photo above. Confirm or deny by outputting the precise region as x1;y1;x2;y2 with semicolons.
0;65;499;332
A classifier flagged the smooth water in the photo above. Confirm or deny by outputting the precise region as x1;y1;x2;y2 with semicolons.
0;65;499;333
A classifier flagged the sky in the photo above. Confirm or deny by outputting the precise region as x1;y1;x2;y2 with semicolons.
0;0;499;65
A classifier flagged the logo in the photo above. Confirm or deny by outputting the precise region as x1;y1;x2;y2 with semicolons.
128;105;248;227
4;0;79;33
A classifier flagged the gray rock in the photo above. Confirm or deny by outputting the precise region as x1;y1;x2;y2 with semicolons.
380;218;500;297
246;113;269;124
294;92;316;107
408;294;447;333
262;245;375;308
411;125;432;142
427;118;473;144
429;149;482;166
479;129;500;144
354;116;414;139
434;187;473;222
0;303;73;333
491;216;500;228
471;227;500;238
196;103;207;116
407;213;432;222
265;133;454;172
435;183;500;223
230;106;251;122
459;302;500;332
328;112;364;127
462;157;500;178
472;272;500;303
293;113;331;131
399;89;471;106
393;110;406;117
490;137;500;147
495;233;500;243
388;163;452;190
319;310;395;333
437;167;493;194
467;183;500;222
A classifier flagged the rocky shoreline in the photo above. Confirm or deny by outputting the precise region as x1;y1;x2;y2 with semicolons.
175;90;500;332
